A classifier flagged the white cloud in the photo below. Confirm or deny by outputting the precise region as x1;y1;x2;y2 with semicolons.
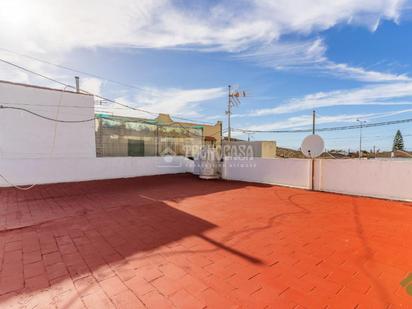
237;38;410;82
81;77;104;96
324;62;410;82
0;1;409;87
0;46;225;119
244;109;412;131
133;87;226;117
0;0;410;120
251;0;404;34
237;39;327;69
0;0;406;54
96;86;226;118
242;82;412;116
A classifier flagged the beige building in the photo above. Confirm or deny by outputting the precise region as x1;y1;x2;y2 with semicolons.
157;114;223;146
222;141;277;158
95;113;222;157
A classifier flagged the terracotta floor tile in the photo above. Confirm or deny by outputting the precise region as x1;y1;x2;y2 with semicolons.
99;275;128;297
0;174;411;308
139;290;174;308
123;275;154;297
111;290;145;308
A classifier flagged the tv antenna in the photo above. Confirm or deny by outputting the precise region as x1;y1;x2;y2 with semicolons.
226;85;246;142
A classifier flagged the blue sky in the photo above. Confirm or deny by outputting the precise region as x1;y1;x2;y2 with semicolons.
1;0;412;150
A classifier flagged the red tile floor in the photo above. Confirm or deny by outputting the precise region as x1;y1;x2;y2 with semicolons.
0;173;411;308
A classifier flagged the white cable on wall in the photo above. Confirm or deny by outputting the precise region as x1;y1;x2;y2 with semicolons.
50;85;68;156
0;173;36;190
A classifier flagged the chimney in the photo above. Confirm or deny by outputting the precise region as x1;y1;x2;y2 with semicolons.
75;76;80;93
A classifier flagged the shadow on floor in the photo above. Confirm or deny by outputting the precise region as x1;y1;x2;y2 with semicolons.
0;173;264;304
0;173;270;232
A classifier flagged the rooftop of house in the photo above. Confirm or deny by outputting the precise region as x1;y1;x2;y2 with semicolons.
0;79;93;96
96;113;208;129
1;173;411;308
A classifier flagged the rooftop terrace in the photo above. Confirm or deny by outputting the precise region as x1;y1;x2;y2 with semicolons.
0;174;411;308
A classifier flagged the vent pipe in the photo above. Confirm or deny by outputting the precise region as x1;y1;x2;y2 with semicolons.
75;76;80;93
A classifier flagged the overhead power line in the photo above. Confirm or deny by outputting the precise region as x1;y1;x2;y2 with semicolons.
1;48;284;106
0;58;70;88
233;117;412;134
0;56;157;116
0;104;225;139
0;57;215;125
5;55;411;139
0;47;149;92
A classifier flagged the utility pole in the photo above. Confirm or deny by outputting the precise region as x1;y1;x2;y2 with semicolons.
356;119;366;159
312;110;316;135
311;110;316;191
359;120;362;159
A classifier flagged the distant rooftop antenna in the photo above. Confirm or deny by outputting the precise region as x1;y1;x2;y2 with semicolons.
226;85;246;142
247;132;254;142
75;76;80;93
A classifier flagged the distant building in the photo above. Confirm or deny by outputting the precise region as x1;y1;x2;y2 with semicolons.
222;141;277;158
95;113;222;157
391;150;412;158
0;80;222;159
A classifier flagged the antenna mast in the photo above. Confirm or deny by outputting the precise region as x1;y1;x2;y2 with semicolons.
226;85;246;142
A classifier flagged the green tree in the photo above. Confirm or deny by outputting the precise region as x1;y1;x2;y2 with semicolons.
393;130;405;151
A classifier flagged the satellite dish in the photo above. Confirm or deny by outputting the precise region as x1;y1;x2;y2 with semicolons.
301;134;325;158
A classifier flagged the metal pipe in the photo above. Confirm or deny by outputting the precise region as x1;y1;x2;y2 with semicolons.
311;110;316;191
312;110;315;135
75;76;80;93
227;85;231;142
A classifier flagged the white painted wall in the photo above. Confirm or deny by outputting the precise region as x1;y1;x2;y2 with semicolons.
184;158;195;174
315;159;412;201
0;156;191;186
0;81;96;159
223;157;412;201
0;82;198;187
2;82;411;201
223;157;311;189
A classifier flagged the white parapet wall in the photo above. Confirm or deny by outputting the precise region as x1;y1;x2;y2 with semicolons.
315;159;412;201
0;81;196;187
0;156;192;187
223;157;412;202
222;157;312;189
0;81;96;159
